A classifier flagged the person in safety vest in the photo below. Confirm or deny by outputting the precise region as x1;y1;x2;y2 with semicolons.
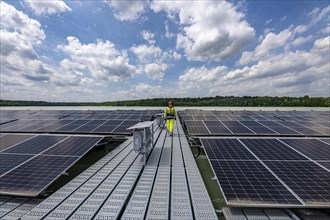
164;101;176;136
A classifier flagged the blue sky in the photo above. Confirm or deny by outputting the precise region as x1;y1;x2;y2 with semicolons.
1;0;329;102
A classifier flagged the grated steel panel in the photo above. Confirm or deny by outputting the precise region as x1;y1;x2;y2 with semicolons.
171;167;193;220
159;136;171;167
172;135;184;167
186;167;218;220
146;167;170;220
93;161;144;220
121;166;157;220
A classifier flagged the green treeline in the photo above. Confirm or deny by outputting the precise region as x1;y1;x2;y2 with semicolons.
1;96;330;107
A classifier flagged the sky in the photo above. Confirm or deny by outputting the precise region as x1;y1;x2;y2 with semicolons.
0;0;329;102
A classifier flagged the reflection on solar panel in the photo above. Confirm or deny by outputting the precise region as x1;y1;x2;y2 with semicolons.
73;120;107;132
201;139;254;160
280;139;330;160
0;153;34;175
265;161;330;206
0;134;103;197
185;121;210;135
202;137;330;207
179;110;329;136
221;121;254;134
204;121;231;134
210;160;302;206
0;110;159;134
317;161;330;170
112;120;139;133
240;139;308;161
319;139;330;144
0;134;35;151
3;136;67;154
42;136;102;156
0;155;78;197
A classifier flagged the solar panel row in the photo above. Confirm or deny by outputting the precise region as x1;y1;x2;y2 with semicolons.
0;119;141;134
0;134;103;197
0;109;160;134
183;119;328;136
201;138;330;207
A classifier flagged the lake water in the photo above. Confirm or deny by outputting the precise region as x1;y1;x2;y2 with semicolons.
1;106;329;111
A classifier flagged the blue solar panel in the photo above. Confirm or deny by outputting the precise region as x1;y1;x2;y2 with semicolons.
240;139;308;161
201;138;255;160
3;136;67;154
0;134;35;151
0;153;34;175
203;121;232;134
0;155;78;197
211;160;303;206
280;139;330;160
264;161;330;206
42;136;102;156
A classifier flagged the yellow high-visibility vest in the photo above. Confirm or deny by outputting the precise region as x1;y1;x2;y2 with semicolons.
164;107;176;119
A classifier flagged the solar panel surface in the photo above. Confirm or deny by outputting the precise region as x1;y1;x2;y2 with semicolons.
201;139;254;160
264;161;330;206
42;136;102;156
0;153;34;175
202;137;330;208
280;139;330;160
3;136;67;155
0;135;35;151
0;155;78;196
210;160;303;206
0;133;103;197
240;139;308;161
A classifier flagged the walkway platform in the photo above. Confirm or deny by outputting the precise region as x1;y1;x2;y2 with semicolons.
19;120;217;219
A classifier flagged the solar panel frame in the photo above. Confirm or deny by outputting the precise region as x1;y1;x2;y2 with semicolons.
210;160;303;207
264;161;330;207
201;138;256;160
279;139;330;161
185;120;210;135
203;121;232;134
318;139;330;144
0;155;78;197
240;139;309;161
244;126;278;135
2;135;67;155
0;134;35;152
0;153;34;176
316;161;330;170
42;136;102;156
111;120;139;134
286;127;324;136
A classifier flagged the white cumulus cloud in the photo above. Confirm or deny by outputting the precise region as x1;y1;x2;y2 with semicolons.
1;1;52;83
23;0;72;15
178;36;330;97
58;36;138;82
130;44;163;63
130;44;169;81
238;25;308;65
106;0;149;21
141;30;156;44
144;63;167;81
151;1;255;61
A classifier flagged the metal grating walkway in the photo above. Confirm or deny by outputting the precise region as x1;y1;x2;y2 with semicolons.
21;120;217;220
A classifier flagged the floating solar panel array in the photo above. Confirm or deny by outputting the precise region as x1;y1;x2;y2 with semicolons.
0;110;161;135
0;134;103;197
201;138;330;208
179;110;329;136
0;110;160;197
